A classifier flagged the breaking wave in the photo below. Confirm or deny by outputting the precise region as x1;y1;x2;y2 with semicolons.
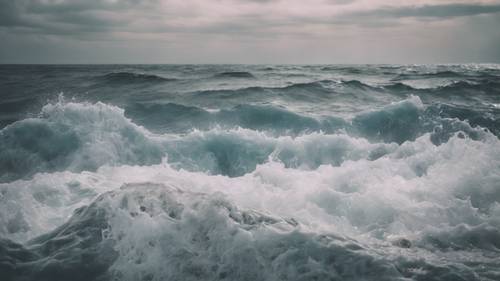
0;101;163;182
1;96;496;181
1;125;499;280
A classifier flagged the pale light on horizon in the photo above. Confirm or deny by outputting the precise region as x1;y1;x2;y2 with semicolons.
1;0;500;64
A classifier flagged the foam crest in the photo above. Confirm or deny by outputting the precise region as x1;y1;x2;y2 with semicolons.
2;96;495;183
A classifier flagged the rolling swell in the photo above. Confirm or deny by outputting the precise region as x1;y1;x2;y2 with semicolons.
382;82;416;92
97;72;175;84
281;79;382;94
216;104;327;134
191;86;269;101
351;96;498;144
393;70;465;80
189;79;419;103
352;96;424;144
433;80;500;94
125;103;212;133
189;80;351;104
213;71;255;79
164;129;399;177
426;103;500;136
340;79;378;90
125;102;346;135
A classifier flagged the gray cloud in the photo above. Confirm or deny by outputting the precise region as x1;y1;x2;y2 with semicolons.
0;1;25;27
0;0;287;38
1;0;500;63
363;3;500;19
0;0;154;34
3;1;500;35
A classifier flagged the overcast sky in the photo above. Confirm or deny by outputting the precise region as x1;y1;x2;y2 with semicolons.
1;0;500;64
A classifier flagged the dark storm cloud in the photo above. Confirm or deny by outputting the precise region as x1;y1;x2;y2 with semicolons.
365;3;500;19
26;0;152;13
0;0;155;35
0;1;25;27
2;1;500;36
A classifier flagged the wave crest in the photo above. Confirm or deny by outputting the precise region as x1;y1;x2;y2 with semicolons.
0;101;163;182
1;97;496;181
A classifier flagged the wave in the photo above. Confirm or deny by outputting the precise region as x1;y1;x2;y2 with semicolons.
280;79;376;92
215;104;339;134
125;103;212;133
2;64;500;281
98;72;176;84
382;82;417;92
344;79;500;96
421;224;500;251
0;100;364;180
0;101;163;183
189;80;340;103
1;188;116;281
393;70;466;80
321;66;364;74
1;97;496;182
0;99;35;128
0;183;399;281
426;103;500;136
433;80;500;93
165;129;397;177
286;80;331;88
339;79;379;91
151;97;492;177
346;96;495;145
213;71;255;79
3;126;499;239
352;96;424;144
190;86;267;101
125;103;333;134
2;124;500;280
377;80;500;103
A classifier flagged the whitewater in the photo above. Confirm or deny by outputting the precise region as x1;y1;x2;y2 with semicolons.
0;64;499;281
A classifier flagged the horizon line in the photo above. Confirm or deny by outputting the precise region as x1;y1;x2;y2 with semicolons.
1;62;499;66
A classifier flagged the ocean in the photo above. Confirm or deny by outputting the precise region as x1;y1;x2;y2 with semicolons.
1;64;499;281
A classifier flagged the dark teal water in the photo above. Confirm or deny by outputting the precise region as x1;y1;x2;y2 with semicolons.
1;64;500;281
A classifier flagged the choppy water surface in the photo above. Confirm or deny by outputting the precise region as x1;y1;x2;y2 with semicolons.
1;64;500;281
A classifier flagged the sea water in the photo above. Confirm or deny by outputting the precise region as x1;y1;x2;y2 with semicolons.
0;64;499;280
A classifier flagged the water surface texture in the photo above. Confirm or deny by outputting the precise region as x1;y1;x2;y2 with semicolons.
1;64;500;281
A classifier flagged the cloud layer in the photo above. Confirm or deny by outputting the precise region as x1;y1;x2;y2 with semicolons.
1;0;500;63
